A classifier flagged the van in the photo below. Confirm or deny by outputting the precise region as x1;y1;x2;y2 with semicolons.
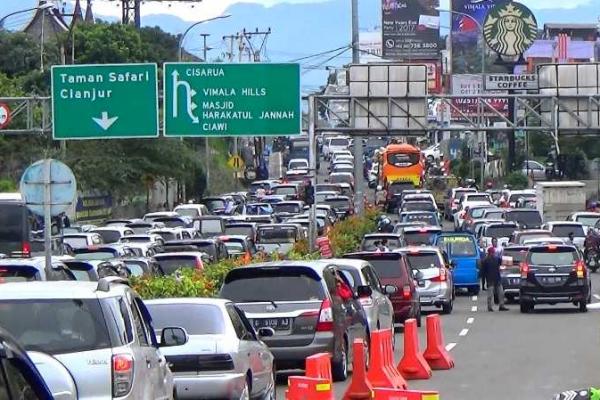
435;233;481;294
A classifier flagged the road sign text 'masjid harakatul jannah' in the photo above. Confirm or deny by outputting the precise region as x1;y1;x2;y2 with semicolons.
163;63;301;137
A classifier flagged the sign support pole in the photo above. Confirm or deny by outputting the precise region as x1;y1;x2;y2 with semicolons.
308;95;317;252
351;0;364;216
43;159;52;271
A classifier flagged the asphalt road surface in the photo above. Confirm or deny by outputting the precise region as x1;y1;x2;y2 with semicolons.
273;155;600;399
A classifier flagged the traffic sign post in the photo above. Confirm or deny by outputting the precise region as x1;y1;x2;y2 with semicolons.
51;64;159;139
227;155;245;171
0;103;11;129
163;63;301;137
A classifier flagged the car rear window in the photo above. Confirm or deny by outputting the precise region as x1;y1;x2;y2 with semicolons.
528;248;578;265
470;208;491;218
225;226;253;237
366;258;406;279
329;174;353;184
405;253;443;270
403;231;437;246
224;241;245;253
289;161;307;169
73;251;115;261
485;225;517;238
483;211;504;219
324;198;350;210
154;256;198;275
361;238;402;251
0;299;111;354
122;261;146;277
402;202;435;212
257;227;297;243
272;203;302;214
330;138;349;146
509;193;535;203
204;199;226;211
176;208;199;218
93;230;121;244
154;232;176;241
517;232;552;243
221;268;325;302
503;248;528;263
551;225;585;237
147;303;225;335
316;185;341;194
246;205;272;215
0;266;38;283
465;194;490;202
437;236;477;256
201;219;223;234
63;237;89;249
505;211;542;226
273;187;297;196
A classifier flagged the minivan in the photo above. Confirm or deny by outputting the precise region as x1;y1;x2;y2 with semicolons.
435;233;481;295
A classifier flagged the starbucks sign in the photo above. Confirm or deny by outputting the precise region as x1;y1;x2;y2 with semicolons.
483;1;537;57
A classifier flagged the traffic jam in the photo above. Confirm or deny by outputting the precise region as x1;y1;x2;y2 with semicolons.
0;134;598;400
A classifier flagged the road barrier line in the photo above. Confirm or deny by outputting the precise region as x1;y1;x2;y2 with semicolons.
593;294;600;301
459;329;469;337
445;342;457;351
471;306;477;312
466;317;474;324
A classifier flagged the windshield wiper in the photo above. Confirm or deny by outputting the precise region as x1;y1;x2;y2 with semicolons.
240;299;278;308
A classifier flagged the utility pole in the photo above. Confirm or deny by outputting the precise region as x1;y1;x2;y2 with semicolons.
351;0;364;215
201;33;211;193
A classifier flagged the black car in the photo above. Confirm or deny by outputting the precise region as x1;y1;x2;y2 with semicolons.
323;195;353;220
162;238;229;262
519;244;591;313
500;245;529;303
224;221;259;242
504;209;543;230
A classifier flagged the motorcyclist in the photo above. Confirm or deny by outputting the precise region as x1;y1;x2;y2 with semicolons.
377;215;393;233
584;228;600;261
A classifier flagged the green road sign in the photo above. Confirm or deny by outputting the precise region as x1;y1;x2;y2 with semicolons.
163;63;300;137
51;64;158;139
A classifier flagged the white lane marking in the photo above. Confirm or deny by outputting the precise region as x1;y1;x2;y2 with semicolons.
467;317;474;324
445;342;457;351
471;306;478;312
459;328;469;336
587;302;600;310
593;294;600;301
471;296;478;301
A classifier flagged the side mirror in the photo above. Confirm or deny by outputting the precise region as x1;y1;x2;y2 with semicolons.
160;327;188;347
383;284;398;295
257;327;275;338
357;285;373;298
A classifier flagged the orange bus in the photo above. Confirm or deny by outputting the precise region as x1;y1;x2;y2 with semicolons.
379;144;425;188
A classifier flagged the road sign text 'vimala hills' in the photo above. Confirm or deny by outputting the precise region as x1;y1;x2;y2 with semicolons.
163;63;300;137
51;64;159;139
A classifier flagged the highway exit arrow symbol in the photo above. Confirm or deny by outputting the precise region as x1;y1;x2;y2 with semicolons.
92;112;119;130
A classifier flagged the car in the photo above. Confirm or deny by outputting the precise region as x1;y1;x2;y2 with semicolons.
443;187;477;220
360;233;404;251
316;204;339;225
288;158;309;171
400;200;438;214
153;252;206;275
401;192;437;207
328;172;355;187
119;257;164;277
500;245;530;303
153;216;197;235
0;278;188;399
521;159;546;181
331;164;355;175
284;217;325;237
90;226;135;244
196;216;226;238
258;194;287;205
271;184;302;201
401;226;442;246
521;237;566;246
504;209;543;230
421;143;442;162
330;149;352;163
200;196;236;214
230;203;274;224
342;251;421;326
220;261;369;381
219;234;257;262
519;244;591;313
400;246;454;314
149;227;194;242
125;221;165;234
383;182;419;213
323;136;350;160
315;183;342;194
162;238;229;263
567;212;600;228
299;211;334;235
400;211;441;227
454;202;494;232
323;195;353;220
435;233;481;295
332;258;396;335
173;203;210;218
143;211;180;222
515;197;537;209
119;240;162;258
509;229;554;245
459;205;501;231
224;221;259;242
255;224;305;255
63;232;104;249
463;213;504;234
315;191;339;204
0;326;54;399
0;256;76;282
479;221;520;249
503;190;536;208
541;221;587;249
145;298;276;400
481;208;505;220
248;180;280;199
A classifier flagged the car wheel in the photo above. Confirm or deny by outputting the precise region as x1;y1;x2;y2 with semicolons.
442;298;453;314
579;301;588;313
261;370;276;400
239;379;250;400
332;339;349;382
505;295;515;304
416;306;422;327
520;302;532;313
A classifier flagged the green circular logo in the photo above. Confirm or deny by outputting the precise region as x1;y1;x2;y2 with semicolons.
483;1;538;57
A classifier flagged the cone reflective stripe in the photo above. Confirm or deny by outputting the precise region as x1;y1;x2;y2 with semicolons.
397;319;432;380
343;339;374;400
423;314;454;370
305;353;332;382
372;388;439;400
367;329;407;390
286;376;334;400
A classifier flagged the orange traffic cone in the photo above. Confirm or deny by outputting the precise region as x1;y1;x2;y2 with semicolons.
342;339;373;400
423;314;454;370
286;376;334;400
398;318;432;380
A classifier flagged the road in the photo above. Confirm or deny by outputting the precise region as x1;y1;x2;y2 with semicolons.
273;153;600;399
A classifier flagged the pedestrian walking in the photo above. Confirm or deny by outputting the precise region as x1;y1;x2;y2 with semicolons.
481;247;509;312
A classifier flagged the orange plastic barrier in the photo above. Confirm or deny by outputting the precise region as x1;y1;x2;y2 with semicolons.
286;376;334;400
373;388;440;400
305;352;332;382
367;329;407;390
342;339;374;400
316;236;333;258
397;319;432;380
423;314;454;370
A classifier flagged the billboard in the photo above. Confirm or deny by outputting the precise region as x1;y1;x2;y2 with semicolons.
382;0;440;60
451;74;508;118
451;0;498;73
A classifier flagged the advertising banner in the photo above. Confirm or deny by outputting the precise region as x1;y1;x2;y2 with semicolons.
382;0;440;60
451;74;508;118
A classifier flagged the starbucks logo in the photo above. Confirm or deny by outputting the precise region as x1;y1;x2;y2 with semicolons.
483;1;537;57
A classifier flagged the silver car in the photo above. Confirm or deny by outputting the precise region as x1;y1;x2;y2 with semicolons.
146;298;276;400
0;278;187;399
332;258;396;334
400;246;455;314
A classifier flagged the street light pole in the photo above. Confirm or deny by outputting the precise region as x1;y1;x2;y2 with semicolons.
0;2;54;29
177;14;231;62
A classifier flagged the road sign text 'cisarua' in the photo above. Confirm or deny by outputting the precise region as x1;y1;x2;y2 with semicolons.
163;63;301;137
51;64;159;139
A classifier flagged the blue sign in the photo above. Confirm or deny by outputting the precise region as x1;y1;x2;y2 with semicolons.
20;159;77;217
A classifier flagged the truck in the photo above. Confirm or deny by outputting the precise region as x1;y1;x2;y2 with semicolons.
535;181;586;222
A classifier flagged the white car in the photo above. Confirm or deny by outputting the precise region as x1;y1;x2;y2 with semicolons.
173;203;209;219
566;212;600;228
541;221;587;249
454;201;494;231
479;221;519;249
504;189;536;208
63;232;104;249
90;226;135;244
422;143;442;162
287;158;309;171
323;136;350;160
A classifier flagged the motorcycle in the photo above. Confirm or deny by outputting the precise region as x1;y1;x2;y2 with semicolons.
585;247;600;273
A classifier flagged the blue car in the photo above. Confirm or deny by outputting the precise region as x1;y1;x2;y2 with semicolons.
0;327;54;399
435;233;481;295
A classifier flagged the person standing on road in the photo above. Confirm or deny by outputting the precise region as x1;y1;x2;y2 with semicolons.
491;237;503;259
481;247;509;312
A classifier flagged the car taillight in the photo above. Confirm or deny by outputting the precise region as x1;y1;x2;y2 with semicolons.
431;268;447;282
402;285;412;300
316;298;334;332
22;241;30;255
195;258;204;270
520;262;529;279
574;260;586;278
112;354;134;397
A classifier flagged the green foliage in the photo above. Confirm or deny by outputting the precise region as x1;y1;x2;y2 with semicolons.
0;179;17;192
131;269;211;299
503;172;529;189
329;207;379;256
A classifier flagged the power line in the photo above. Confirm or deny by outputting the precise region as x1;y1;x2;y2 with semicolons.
288;45;351;63
302;47;350;75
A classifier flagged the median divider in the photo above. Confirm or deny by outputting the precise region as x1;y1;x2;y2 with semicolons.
367;329;408;390
286;353;334;400
305;352;332;382
342;339;374;400
397;318;432;380
423;314;455;370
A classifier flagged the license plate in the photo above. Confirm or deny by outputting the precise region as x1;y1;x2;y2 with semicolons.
253;318;291;330
541;277;564;284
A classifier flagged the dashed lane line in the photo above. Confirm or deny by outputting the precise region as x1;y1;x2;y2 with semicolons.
471;306;478;312
459;328;469;336
471;296;478;301
593;294;600;301
467;317;474;324
445;342;457;352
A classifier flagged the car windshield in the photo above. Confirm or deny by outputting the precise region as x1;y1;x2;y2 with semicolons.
324;198;350;210
257;227;297;243
155;256;198;275
505;211;542;227
518;232;552;243
528;249;577;265
485;225;517;238
405;253;443;270
147;303;225;335
272;203;302;214
63;237;89;249
576;216;600;227
221;269;325;302
438;236;477;256
73;251;115;261
225;226;254;237
273;187;297;195
201;220;223;234
403;232;438;246
551;225;585;237
92;230;121;244
204;199;226;211
0;299;111;355
366;258;403;278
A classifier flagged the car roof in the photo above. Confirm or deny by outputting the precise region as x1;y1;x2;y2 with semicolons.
328;258;370;269
154;252;207;258
545;221;584;226
0;281;129;300
144;297;231;307
242;260;334;274
398;246;442;253
402;226;442;233
92;226;132;232
363;233;403;238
